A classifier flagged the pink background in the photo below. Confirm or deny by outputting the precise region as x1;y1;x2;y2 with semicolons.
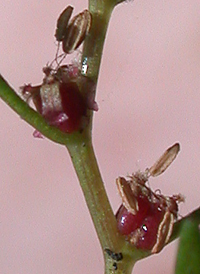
0;1;200;273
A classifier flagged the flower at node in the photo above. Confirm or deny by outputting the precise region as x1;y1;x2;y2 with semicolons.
116;143;184;253
21;65;88;134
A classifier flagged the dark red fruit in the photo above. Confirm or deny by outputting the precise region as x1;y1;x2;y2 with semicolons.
116;194;152;235
134;204;165;250
116;199;168;252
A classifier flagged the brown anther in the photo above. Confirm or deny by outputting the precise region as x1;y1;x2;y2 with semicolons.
55;6;74;42
62;10;92;54
148;143;180;177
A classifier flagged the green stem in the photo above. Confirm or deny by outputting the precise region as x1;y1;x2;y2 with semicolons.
82;1;114;83
67;2;142;272
67;138;121;248
67;137;141;274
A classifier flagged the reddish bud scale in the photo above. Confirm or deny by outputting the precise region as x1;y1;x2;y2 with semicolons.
135;204;165;250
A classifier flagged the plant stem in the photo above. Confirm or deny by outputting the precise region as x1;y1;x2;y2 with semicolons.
67;137;141;273
67;137;122;249
82;1;114;83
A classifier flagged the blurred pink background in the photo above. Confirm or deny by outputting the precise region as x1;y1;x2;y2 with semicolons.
0;0;200;273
